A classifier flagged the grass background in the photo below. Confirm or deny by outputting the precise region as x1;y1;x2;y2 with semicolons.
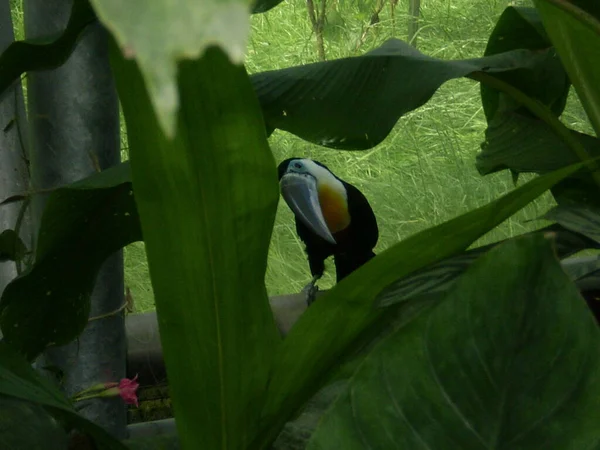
9;0;595;312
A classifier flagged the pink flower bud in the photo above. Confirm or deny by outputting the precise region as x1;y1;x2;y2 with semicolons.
117;375;139;407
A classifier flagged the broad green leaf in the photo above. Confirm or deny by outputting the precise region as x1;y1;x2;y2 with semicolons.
0;162;141;360
0;230;27;263
481;6;569;122
471;72;600;192
308;234;600;449
566;0;600;21
534;0;600;137
90;0;252;137
0;396;68;450
111;43;280;449
253;160;593;448
562;255;600;285
543;202;600;244
0;342;127;449
0;0;95;98
477;111;600;176
251;39;551;150
376;223;600;307
552;176;600;209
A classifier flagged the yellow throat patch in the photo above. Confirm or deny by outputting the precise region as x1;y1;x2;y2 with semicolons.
318;183;350;234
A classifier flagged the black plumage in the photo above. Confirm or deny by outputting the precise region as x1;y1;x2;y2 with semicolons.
278;158;378;288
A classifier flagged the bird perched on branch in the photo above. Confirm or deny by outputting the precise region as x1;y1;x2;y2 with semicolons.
278;158;378;305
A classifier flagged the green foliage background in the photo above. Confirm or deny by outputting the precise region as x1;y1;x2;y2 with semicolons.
7;0;593;307
122;0;593;309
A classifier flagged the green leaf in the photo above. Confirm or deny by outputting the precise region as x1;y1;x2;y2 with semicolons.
0;342;127;449
0;396;68;450
553;178;600;210
471;72;600;191
0;0;96;99
481;6;570;122
253;159;594;448
111;42;280;449
252;0;285;13
562;255;600;285
308;234;600;449
91;0;252;137
376;223;600;308
534;0;600;137
476;111;600;176
0;230;27;263
0;162;141;360
543;202;600;244
251;39;551;150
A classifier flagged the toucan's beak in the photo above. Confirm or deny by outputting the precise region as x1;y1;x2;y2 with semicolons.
280;174;336;244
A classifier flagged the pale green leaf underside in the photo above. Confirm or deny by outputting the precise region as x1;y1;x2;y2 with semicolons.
90;0;251;136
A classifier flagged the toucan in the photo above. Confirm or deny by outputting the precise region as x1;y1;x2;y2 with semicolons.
278;157;379;304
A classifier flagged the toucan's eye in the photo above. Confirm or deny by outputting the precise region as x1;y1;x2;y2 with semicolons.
293;162;303;169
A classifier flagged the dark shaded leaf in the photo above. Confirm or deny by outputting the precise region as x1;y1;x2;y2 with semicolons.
251;38;551;150
376;223;600;307
551;176;600;209
0;230;27;262
0;194;27;207
480;6;569;122
112;43;280;449
0;0;96;98
543;202;600;244
476;111;600;176
0;395;68;450
534;0;600;137
0;162;140;360
252;0;285;13
253;160;592;448
0;342;127;449
308;234;600;450
567;0;600;21
562;255;600;286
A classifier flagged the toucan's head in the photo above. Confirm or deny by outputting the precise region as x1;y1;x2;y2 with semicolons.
278;158;351;245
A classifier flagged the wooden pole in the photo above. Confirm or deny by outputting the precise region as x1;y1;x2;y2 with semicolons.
125;291;321;382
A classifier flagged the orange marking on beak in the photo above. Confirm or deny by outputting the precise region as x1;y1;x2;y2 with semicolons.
318;184;350;234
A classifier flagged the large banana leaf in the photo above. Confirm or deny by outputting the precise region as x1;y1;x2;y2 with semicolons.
252;159;595;448
308;234;600;449
250;39;552;150
111;42;281;449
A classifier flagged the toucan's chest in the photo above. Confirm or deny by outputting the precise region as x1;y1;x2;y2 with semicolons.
318;183;350;234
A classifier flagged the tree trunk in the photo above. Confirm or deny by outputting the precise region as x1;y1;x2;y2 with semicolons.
24;0;126;439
